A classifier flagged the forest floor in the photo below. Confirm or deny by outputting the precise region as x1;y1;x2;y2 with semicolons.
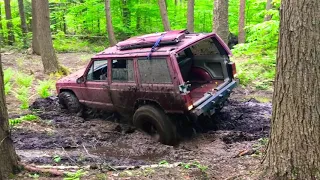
2;52;273;179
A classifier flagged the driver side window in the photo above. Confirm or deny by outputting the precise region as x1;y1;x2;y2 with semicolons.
86;60;108;81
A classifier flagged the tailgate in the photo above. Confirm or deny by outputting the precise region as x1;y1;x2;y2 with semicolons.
191;80;237;116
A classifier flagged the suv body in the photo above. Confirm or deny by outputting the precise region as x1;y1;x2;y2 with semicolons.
56;30;237;144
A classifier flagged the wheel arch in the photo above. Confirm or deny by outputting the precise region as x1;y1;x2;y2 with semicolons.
134;99;165;113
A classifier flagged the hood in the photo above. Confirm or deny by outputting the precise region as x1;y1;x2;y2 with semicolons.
57;68;85;84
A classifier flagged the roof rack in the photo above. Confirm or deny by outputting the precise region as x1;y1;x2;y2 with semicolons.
116;30;187;50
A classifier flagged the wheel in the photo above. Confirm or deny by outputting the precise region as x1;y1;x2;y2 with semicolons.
58;91;81;113
133;105;177;145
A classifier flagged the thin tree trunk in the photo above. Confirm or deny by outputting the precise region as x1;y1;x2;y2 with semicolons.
121;0;130;29
158;0;171;31
264;0;320;179
0;54;19;179
213;0;229;43
31;0;40;55
238;0;245;43
105;0;117;46
35;0;60;74
0;5;4;46
4;0;14;45
187;0;194;32
264;0;273;21
18;0;28;48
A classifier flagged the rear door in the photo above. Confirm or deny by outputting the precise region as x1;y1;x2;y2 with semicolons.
80;59;114;111
109;58;138;115
135;57;184;113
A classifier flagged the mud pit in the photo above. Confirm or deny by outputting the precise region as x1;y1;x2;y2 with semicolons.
11;92;271;178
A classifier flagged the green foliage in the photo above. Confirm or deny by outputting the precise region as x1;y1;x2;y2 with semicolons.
28;173;40;179
3;68;14;95
53;31;105;53
64;169;86;180
36;80;55;98
15;73;34;88
53;155;62;163
158;160;169;165
13;73;34;109
14;86;30;109
9;114;38;126
181;161;208;172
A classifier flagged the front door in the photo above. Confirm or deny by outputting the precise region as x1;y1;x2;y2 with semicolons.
109;58;138;116
80;59;113;111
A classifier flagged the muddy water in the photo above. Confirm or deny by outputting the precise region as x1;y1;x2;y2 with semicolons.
11;93;271;168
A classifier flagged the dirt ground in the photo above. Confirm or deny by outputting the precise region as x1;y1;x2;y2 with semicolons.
2;52;272;179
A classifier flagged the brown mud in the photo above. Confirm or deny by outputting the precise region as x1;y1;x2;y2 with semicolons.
11;91;271;178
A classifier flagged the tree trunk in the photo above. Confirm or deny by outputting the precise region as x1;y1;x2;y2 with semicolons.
238;0;245;43
0;5;4;46
121;0;130;29
158;0;171;31
4;0;14;45
35;0;60;74
264;0;273;21
213;0;229;43
105;0;117;46
187;0;194;32
0;54;19;179
31;0;40;55
18;0;28;48
264;0;320;179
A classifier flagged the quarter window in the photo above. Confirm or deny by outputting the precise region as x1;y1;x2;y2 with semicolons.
111;59;134;82
138;58;172;84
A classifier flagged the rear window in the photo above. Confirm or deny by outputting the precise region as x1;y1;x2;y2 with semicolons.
138;58;172;84
190;38;220;55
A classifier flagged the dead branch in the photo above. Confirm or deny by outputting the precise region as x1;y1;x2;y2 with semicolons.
19;162;65;176
103;162;182;171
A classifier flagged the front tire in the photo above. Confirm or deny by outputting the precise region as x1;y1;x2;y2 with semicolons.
58;91;81;113
133;105;177;145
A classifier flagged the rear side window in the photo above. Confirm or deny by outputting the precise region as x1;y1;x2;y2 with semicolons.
138;58;172;84
111;59;134;82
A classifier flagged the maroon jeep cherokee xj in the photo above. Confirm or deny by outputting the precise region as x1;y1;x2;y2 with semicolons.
56;30;237;145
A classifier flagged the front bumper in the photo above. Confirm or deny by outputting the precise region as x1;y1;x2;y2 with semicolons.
191;80;237;116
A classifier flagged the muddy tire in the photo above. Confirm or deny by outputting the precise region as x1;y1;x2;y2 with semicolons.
58;91;81;113
133;105;177;145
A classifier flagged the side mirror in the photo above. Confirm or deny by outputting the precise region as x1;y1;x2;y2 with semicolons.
76;76;85;84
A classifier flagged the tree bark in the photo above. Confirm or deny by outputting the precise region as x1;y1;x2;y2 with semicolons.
158;0;171;31
238;0;246;43
213;0;229;43
0;54;19;180
264;0;320;179
187;0;195;32
18;0;28;48
0;5;4;46
264;0;273;21
31;0;40;55
121;0;130;29
35;0;60;74
105;0;117;46
4;0;14;45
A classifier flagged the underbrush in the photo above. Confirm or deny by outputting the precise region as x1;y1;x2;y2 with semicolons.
231;19;279;90
53;31;106;53
9;114;39;126
4;69;56;110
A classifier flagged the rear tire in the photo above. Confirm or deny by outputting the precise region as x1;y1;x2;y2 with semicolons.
58;91;81;113
133;105;177;145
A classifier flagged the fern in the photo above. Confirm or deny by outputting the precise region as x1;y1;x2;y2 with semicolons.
36;80;55;98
